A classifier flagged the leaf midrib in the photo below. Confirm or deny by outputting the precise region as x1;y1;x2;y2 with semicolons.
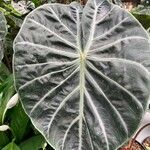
78;53;86;150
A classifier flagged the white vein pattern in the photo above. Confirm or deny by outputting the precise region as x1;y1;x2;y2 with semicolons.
62;116;80;150
84;0;106;54
88;36;148;54
64;5;86;150
15;59;79;67
28;18;80;52
85;89;109;150
76;6;84;150
93;17;130;41
87;56;150;76
47;86;79;137
85;70;128;135
83;116;94;150
19;62;78;90
76;8;82;51
95;5;115;25
49;7;76;38
30;67;79;115
15;42;79;58
86;61;144;110
78;59;85;150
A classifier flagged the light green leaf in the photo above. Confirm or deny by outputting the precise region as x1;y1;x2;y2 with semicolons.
9;103;30;143
0;75;15;124
13;0;150;149
2;142;20;150
19;135;46;150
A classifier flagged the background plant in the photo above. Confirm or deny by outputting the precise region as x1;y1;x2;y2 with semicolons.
0;0;150;150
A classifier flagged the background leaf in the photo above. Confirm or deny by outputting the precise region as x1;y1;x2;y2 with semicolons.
19;135;46;150
0;63;10;82
0;133;9;149
132;13;150;29
8;103;30;143
0;74;15;124
2;142;20;150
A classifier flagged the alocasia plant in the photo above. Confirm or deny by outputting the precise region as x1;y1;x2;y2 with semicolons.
0;12;7;63
13;0;150;149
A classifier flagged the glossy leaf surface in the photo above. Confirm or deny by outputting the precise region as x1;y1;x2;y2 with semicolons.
13;0;150;149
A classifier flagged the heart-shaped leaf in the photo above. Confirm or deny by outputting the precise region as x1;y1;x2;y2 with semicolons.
13;0;150;150
0;12;7;63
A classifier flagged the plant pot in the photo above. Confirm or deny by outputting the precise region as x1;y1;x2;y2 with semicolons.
142;136;150;149
119;111;150;150
136;111;150;143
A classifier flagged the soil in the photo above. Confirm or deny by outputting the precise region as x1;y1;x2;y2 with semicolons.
118;140;144;150
142;136;150;148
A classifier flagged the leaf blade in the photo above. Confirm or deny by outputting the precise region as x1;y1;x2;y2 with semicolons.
13;1;150;150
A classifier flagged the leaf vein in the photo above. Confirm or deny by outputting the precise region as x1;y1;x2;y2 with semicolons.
28;18;79;52
29;67;79;115
19;62;78;90
62;116;80;150
88;36;147;53
15;42;79;58
85;70;128;136
85;89;109;150
49;7;77;38
93;17;129;41
86;61;144;110
47;86;79;137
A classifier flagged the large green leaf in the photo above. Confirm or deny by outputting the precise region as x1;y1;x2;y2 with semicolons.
0;11;7;62
0;75;15;124
2;142;20;150
13;0;150;149
9;103;30;143
0;132;9;149
19;135;46;150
